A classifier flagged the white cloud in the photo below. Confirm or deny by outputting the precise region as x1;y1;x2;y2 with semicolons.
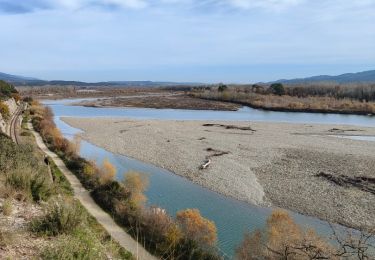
226;0;304;10
41;0;149;10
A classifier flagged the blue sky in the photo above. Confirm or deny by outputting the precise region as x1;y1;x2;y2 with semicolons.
0;0;374;83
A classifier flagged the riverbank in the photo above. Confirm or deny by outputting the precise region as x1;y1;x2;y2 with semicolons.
193;91;375;116
72;93;241;111
62;117;375;231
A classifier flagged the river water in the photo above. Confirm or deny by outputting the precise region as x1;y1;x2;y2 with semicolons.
43;99;375;258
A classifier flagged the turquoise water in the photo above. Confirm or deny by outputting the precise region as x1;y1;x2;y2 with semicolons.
44;99;375;258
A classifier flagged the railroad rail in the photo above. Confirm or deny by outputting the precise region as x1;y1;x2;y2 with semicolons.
9;105;22;144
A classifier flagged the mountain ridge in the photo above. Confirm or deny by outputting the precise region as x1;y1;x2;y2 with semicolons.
271;70;375;84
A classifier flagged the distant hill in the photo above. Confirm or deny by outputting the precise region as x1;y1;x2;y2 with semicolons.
272;70;375;84
0;71;200;87
0;72;40;83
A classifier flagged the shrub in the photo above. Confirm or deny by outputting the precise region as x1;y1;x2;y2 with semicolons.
0;80;17;99
218;84;228;92
1;199;13;216
269;83;285;96
30;197;86;236
236;210;335;260
40;228;107;260
92;181;131;213
176;209;217;247
97;159;116;185
0;101;10;120
123;171;149;208
6;163;53;202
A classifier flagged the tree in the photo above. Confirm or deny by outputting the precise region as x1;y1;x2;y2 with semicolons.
98;159;116;185
218;84;228;92
176;209;217;247
269;83;285;95
236;210;336;260
123;171;149;207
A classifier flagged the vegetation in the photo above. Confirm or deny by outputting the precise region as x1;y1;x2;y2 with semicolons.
0;101;10;120
218;84;228;92
0;80;18;100
40;228;108;260
236;210;375;260
31;102;222;259
1;198;13;216
0;133;53;201
193;83;375;115
0;118;131;259
269;83;285;96
30;197;86;236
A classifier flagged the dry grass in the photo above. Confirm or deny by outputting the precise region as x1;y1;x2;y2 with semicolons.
194;89;375;115
1;199;13;216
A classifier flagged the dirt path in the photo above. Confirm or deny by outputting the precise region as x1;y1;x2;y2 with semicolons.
27;122;157;260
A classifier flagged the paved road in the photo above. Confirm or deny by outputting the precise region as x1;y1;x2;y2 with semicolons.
28;122;157;260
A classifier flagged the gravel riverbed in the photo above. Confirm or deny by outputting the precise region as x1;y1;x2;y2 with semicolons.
62;117;375;230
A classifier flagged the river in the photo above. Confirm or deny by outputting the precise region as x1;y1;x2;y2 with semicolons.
43;98;375;258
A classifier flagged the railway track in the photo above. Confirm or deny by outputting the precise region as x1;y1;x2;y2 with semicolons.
9;105;22;144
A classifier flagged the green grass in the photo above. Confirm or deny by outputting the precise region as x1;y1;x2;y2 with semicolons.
30;197;86;236
48;157;73;196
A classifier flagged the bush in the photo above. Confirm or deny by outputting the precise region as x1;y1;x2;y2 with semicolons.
6;163;53;202
123;171;149;208
269;83;285;96
218;84;228;92
0;134;53;202
176;209;217;247
31;197;86;236
236;210;335;260
0;101;10;120
1;199;13;216
40;228;107;260
0;80;17;99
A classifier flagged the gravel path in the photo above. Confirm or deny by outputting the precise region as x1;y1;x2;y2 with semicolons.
62;117;375;230
28;122;157;260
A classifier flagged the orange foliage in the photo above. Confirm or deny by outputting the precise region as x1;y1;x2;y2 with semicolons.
176;209;217;246
98;159;116;185
266;209;302;253
123;171;149;207
236;210;336;260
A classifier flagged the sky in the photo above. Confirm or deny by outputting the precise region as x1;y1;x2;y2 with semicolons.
0;0;374;83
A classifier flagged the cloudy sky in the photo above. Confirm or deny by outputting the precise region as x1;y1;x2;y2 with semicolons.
0;0;374;82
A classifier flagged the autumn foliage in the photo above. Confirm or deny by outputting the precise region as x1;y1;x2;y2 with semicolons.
123;171;149;207
98;159;116;185
176;209;217;247
235;210;375;260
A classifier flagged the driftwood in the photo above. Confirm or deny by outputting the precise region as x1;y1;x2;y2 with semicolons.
199;148;230;170
200;159;211;169
316;172;375;195
203;123;255;131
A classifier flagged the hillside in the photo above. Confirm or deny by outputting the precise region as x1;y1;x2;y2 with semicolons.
0;71;199;87
274;70;375;84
